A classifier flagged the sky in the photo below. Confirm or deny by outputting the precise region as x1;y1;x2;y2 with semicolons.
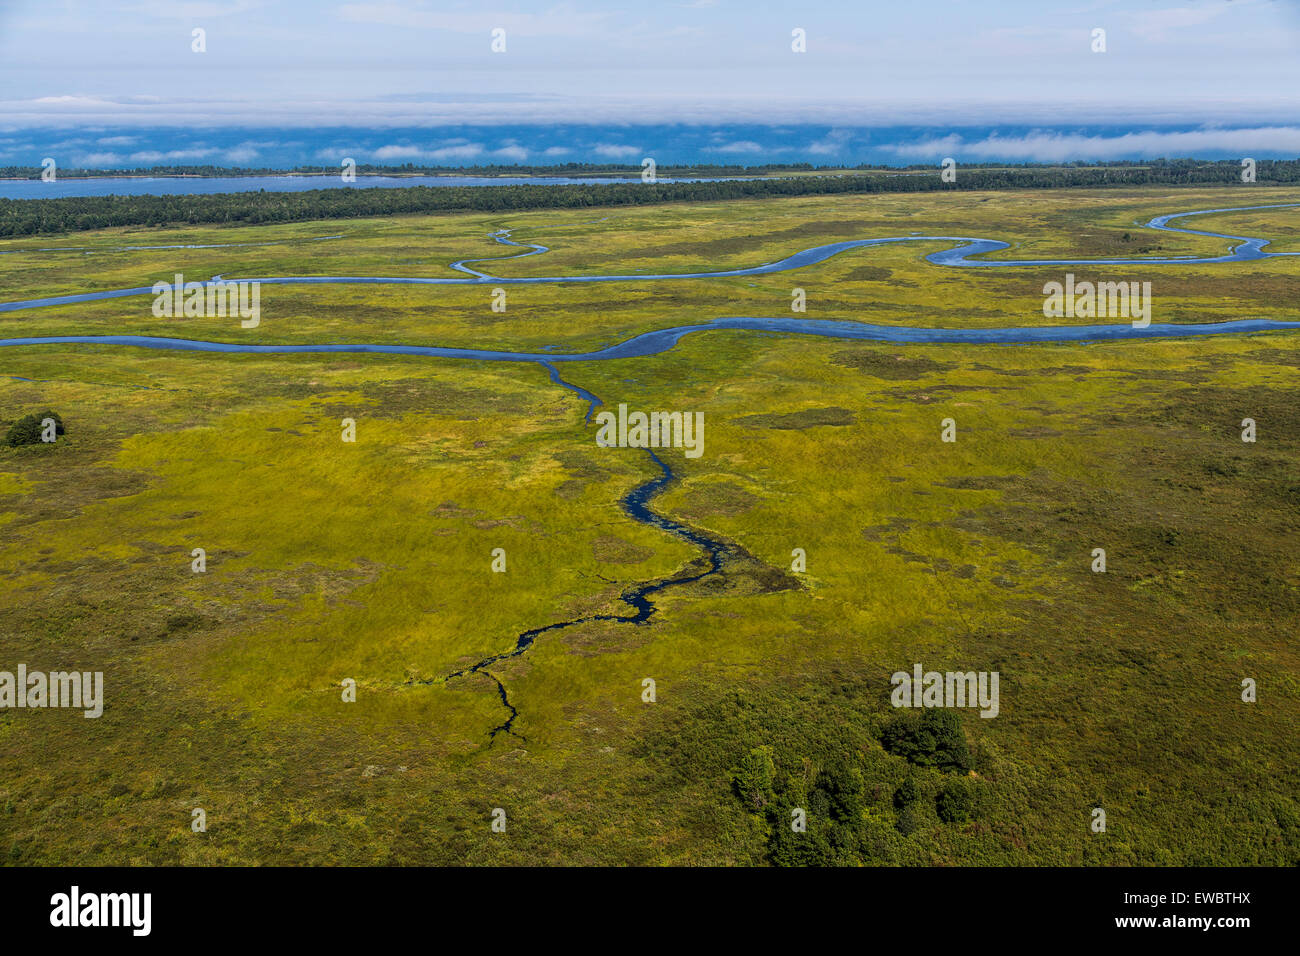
1;0;1298;167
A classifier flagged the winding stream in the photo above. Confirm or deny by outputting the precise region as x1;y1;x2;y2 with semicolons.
1;203;1297;316
413;366;734;741
3;200;1297;739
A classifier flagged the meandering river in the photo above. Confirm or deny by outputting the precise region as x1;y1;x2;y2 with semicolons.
2;203;1298;350
3;201;1296;740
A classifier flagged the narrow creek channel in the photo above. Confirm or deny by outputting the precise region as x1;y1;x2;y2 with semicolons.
408;361;735;741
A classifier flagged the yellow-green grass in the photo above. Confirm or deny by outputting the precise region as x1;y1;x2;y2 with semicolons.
2;187;1298;358
0;191;1296;865
1;330;1296;864
2;187;1292;291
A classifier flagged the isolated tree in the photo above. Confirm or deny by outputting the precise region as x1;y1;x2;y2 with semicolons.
880;709;972;773
6;410;64;447
893;774;919;809
37;410;64;435
936;777;975;823
732;745;776;812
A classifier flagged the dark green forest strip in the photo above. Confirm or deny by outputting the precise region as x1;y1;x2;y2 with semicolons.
4;160;1299;237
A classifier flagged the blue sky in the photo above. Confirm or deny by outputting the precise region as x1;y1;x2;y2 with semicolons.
1;0;1298;166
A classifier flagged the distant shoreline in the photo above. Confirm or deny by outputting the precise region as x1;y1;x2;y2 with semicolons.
4;162;1298;238
0;160;1215;183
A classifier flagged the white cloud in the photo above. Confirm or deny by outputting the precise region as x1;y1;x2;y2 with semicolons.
5;89;1300;131
369;142;488;162
808;129;855;155
880;126;1300;162
128;148;218;162
591;143;640;159
225;145;261;163
74;152;124;166
429;144;485;160
371;144;430;160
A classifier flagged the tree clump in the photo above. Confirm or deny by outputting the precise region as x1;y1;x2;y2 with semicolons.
5;410;64;447
879;709;972;773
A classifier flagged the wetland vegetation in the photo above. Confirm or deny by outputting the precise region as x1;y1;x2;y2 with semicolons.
1;186;1296;865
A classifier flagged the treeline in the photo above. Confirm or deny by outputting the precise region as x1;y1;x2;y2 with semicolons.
733;708;980;865
3;160;1298;237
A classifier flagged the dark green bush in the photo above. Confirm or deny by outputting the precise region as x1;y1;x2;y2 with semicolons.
732;746;776;812
936;777;975;824
893;775;918;809
880;709;972;773
5;415;41;447
895;804;920;837
5;410;64;447
37;410;64;435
